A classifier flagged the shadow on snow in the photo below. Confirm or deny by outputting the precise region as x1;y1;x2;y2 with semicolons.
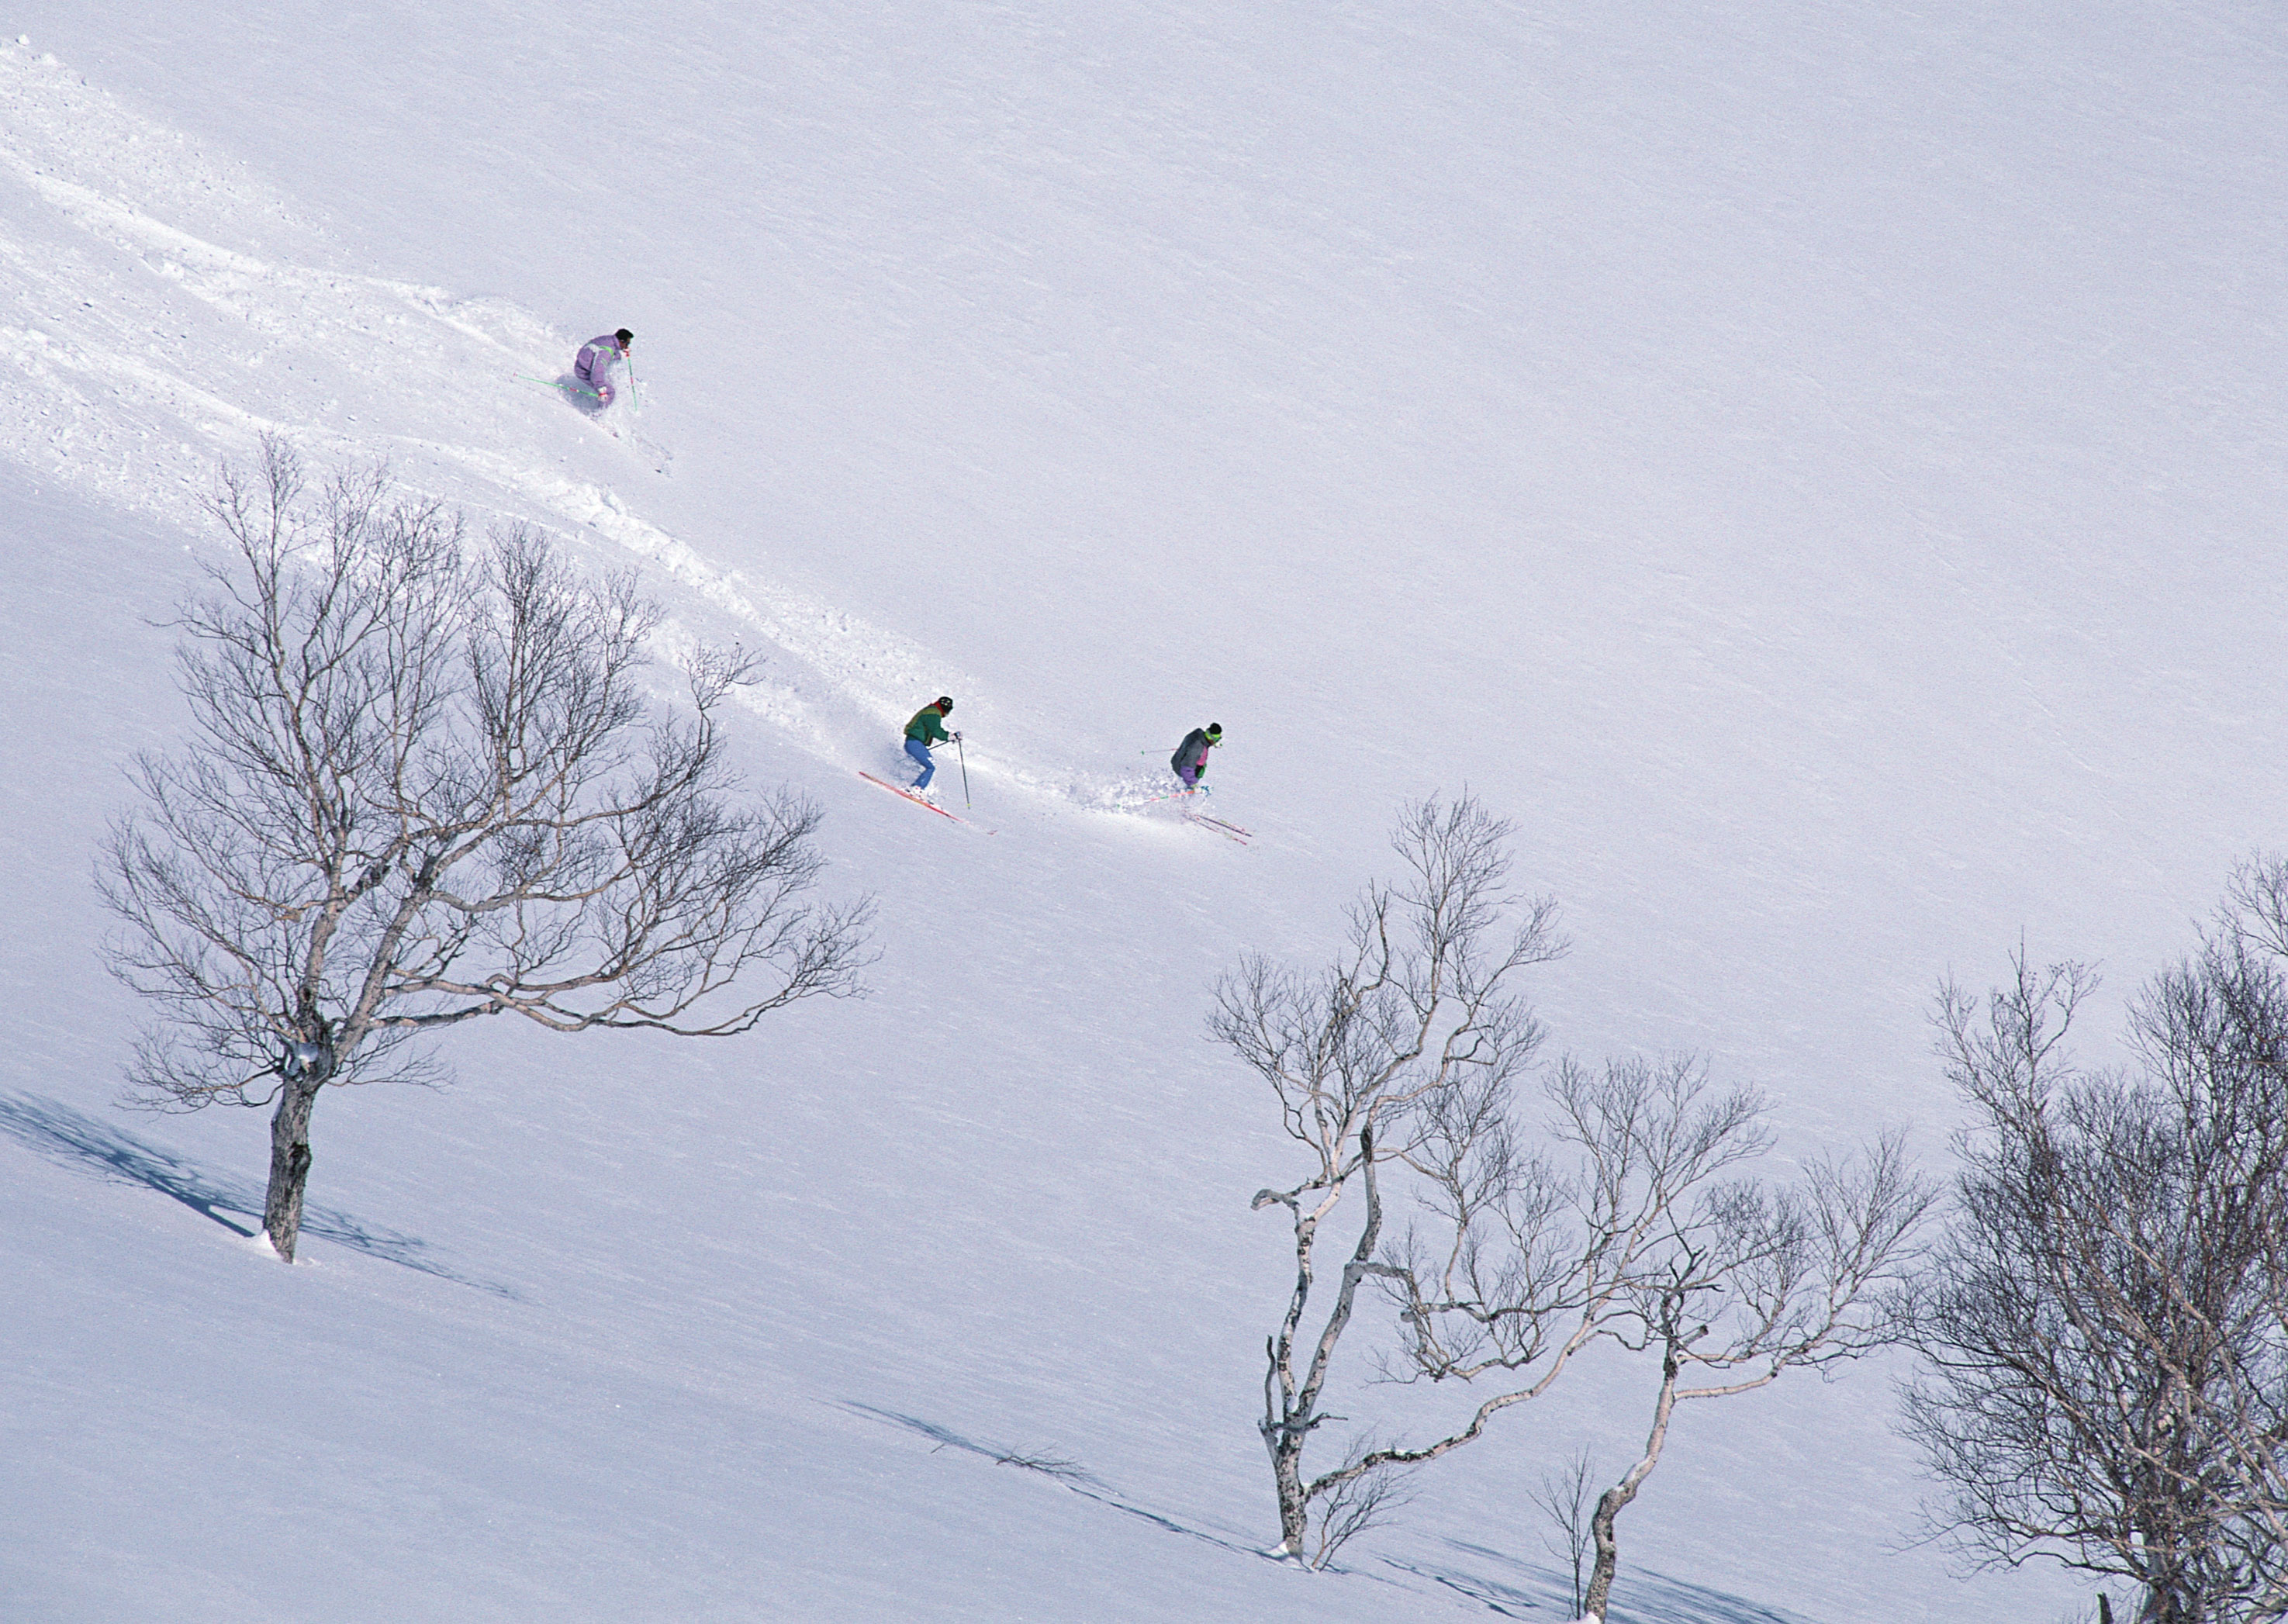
0;1091;520;1299
843;1403;1816;1622
841;1401;1274;1560
1391;1537;1822;1623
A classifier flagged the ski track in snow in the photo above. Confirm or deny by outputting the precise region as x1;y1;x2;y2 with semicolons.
0;42;1175;822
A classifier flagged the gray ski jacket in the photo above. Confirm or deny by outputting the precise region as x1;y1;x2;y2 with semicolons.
1171;728;1215;779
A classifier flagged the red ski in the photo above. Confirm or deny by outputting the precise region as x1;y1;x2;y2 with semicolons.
1184;810;1251;844
858;772;994;833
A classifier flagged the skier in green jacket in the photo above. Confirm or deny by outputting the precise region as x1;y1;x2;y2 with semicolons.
904;697;959;791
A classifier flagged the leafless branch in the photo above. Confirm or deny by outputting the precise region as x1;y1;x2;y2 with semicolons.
1217;794;1564;1558
100;439;875;1259
1899;911;2288;1623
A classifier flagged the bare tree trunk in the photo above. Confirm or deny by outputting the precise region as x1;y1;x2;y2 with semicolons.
1582;1349;1679;1620
263;1076;321;1259
1259;1125;1385;1558
1270;1432;1309;1557
1582;1482;1630;1620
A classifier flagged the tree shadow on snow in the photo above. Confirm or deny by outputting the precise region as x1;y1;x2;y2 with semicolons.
0;1092;520;1299
842;1404;1810;1620
1389;1538;1820;1623
839;1401;1268;1560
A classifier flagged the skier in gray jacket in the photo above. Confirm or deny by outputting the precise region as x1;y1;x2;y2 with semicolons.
1170;724;1222;790
575;329;633;406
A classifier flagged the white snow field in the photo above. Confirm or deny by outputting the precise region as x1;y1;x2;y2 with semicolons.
2;1;2282;1618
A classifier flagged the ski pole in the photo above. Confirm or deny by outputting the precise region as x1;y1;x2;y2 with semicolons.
957;735;971;807
624;349;640;412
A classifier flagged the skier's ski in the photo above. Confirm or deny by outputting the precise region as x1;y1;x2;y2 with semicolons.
517;375;671;472
519;372;620;431
519;372;603;405
859;770;958;820
1135;785;1205;809
858;772;994;833
1184;810;1249;844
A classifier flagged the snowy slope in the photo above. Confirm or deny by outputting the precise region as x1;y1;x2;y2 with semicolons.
5;2;2285;1619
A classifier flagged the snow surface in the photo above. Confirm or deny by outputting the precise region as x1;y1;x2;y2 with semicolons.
4;2;2283;1618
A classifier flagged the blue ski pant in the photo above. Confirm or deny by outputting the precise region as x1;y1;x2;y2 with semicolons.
906;738;935;790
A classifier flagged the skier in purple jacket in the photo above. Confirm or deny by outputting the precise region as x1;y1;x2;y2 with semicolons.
575;329;633;406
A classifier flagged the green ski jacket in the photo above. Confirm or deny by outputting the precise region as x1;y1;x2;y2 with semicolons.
904;705;952;745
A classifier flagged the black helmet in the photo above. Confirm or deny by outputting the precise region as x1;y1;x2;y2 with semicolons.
1205;723;1223;738
935;696;954;710
614;328;634;345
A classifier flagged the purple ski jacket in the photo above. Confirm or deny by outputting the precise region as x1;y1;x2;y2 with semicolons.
574;333;623;389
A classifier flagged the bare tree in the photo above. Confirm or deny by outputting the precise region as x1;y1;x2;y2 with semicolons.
1308;1436;1419;1569
1212;794;1564;1560
1573;1133;1935;1620
1377;1056;1771;1430
1530;1445;1598;1618
100;440;872;1259
2196;858;2288;1584
1215;793;1919;1583
1899;923;2288;1623
1366;1034;1928;1618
